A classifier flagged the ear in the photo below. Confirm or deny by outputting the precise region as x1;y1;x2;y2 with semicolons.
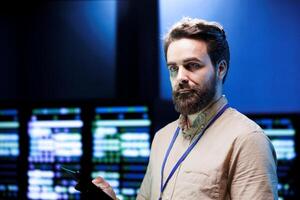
217;60;227;81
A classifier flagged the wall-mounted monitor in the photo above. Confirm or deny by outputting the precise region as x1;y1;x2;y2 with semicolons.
91;106;151;200
27;107;83;200
0;109;19;199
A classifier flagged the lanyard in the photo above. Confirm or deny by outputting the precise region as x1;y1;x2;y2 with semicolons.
159;104;229;200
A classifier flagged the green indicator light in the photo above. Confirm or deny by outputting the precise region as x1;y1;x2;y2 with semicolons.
32;108;80;115
0;122;20;128
128;107;135;112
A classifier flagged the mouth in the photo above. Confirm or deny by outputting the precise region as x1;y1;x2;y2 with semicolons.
177;89;192;94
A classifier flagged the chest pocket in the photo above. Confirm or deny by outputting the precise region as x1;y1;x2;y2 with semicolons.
175;170;219;200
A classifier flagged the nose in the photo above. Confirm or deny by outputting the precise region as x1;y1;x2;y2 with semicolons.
177;66;189;84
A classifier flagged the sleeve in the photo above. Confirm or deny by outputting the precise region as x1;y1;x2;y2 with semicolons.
228;131;278;200
136;130;159;200
136;163;152;200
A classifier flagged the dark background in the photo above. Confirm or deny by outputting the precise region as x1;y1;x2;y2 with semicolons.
0;0;176;131
2;0;300;127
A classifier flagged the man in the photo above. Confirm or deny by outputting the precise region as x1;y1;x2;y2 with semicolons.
93;17;278;200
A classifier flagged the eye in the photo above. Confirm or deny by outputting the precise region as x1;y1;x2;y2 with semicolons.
168;65;178;72
185;62;202;71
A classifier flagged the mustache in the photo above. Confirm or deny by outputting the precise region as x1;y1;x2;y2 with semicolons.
174;84;197;94
173;87;198;99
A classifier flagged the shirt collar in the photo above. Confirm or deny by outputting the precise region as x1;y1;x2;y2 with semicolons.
178;95;228;140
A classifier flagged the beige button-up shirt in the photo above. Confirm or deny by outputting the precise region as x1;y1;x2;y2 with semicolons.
137;97;278;200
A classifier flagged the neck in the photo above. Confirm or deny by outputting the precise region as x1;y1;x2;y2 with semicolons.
186;92;222;122
178;94;228;139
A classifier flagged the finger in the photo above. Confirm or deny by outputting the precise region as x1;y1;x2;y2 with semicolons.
92;177;117;199
92;176;105;184
92;177;110;189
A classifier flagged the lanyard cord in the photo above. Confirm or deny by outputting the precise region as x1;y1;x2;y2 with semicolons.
159;104;229;200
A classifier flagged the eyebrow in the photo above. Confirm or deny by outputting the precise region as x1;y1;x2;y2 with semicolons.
166;61;176;66
167;57;203;66
182;57;203;63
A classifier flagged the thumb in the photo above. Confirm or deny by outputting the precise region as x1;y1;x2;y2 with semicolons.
92;177;117;200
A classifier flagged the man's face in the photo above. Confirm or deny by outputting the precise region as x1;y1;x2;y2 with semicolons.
166;38;217;115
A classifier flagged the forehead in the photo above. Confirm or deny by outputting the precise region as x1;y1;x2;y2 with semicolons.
166;38;208;62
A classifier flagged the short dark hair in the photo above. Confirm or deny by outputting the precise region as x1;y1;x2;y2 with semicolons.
164;17;230;83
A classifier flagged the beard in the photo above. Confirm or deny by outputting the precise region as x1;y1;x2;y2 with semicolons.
172;74;217;115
